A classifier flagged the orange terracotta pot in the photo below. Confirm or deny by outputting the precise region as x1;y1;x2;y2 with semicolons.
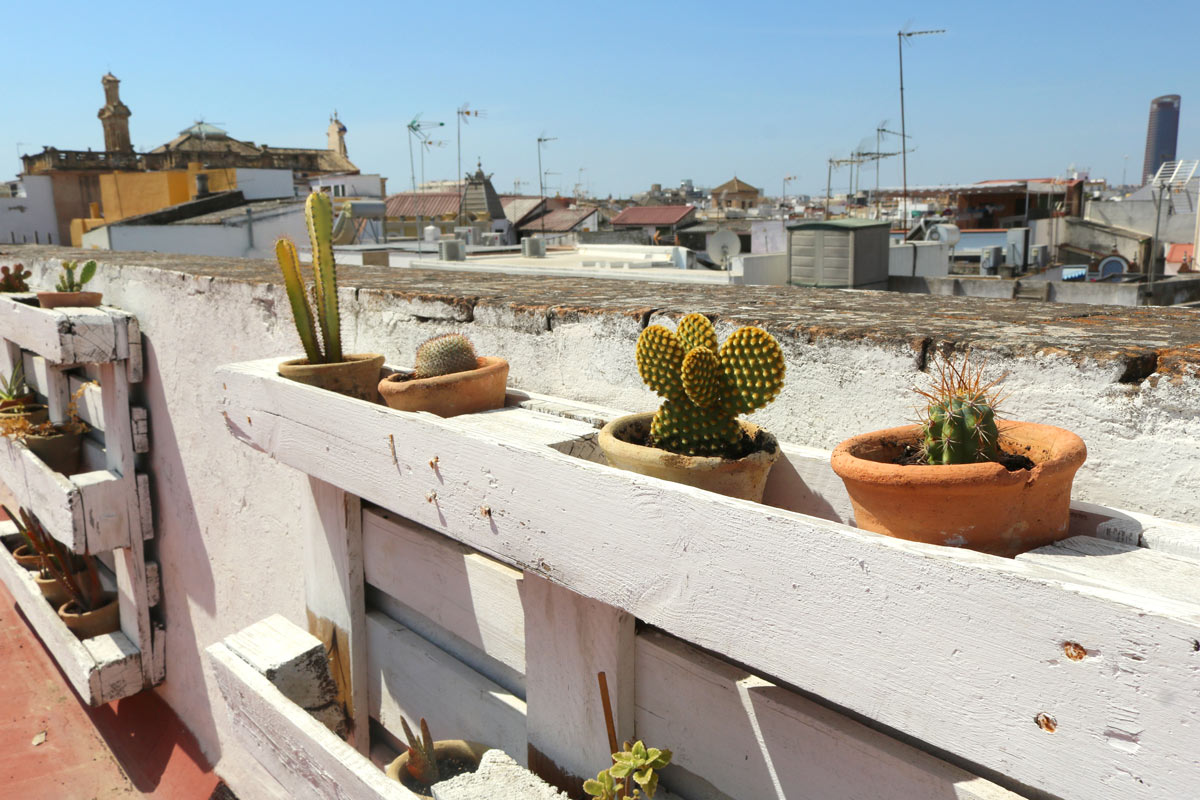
598;412;780;502
58;594;120;640
0;394;34;411
385;740;490;799
278;353;385;403
378;357;509;418
830;421;1087;557
36;291;103;309
13;544;42;571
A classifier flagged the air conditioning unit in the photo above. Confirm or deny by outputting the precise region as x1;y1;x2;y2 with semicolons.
522;236;546;258
454;226;476;245
480;232;502;247
980;246;1003;274
1030;244;1049;268
438;239;465;261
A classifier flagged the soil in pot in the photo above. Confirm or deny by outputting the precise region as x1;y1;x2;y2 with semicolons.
26;430;83;475
892;443;1034;471
59;593;119;639
598;412;780;502
36;291;103;309
378;357;509;417
278;353;385;403
385;741;490;799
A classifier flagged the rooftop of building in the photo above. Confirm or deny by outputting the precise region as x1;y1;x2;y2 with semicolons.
517;207;596;233
713;176;760;194
611;205;696;226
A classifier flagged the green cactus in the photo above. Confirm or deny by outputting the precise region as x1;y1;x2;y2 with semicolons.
0;264;32;292
414;333;478;378
636;313;785;458
275;192;343;364
916;353;1005;465
54;259;96;292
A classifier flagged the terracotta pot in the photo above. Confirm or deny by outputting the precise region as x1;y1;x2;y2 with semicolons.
0;403;48;426
37;291;103;309
37;572;84;609
385;740;491;798
13;544;42;571
597;412;780;502
0;394;34;411
26;429;83;475
378;357;509;417
830;421;1087;557
278;353;385;403
58;593;119;640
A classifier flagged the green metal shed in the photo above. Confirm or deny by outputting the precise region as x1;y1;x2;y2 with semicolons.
786;219;891;288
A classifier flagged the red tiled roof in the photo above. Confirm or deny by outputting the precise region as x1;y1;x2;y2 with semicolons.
610;205;695;226
712;177;759;194
384;192;461;218
518;208;596;233
1167;243;1194;263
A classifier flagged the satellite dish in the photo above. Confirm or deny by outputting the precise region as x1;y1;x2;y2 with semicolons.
709;229;741;267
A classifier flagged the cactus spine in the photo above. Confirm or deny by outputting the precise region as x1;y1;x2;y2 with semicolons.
636;313;784;458
917;353;1004;465
414;333;478;378
275;192;343;364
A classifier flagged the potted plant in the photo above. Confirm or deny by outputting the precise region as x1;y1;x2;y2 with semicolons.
0;384;90;475
275;192;384;402
384;717;490;799
0;263;31;292
377;333;509;417
6;506;85;609
37;260;102;309
597;313;785;502
830;353;1087;557
0;362;33;410
584;740;673;800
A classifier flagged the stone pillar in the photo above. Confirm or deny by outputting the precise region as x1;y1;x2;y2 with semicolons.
98;73;133;154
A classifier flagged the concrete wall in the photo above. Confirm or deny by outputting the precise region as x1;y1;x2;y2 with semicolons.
1086;191;1197;242
0;175;58;245
732;252;787;285
84;206;307;260
235;169;295;200
888;241;950;277
310;173;385;198
750;220;785;254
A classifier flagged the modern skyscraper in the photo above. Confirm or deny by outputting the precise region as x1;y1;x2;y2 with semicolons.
1142;95;1181;184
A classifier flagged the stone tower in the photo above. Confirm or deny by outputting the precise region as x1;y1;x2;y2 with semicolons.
97;73;133;153
327;112;347;157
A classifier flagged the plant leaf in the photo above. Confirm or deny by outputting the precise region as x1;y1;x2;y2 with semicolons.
79;260;97;286
610;762;632;779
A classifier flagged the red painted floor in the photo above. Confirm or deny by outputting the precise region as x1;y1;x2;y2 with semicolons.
0;578;224;800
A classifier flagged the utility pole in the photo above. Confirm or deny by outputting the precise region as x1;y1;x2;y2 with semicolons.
537;135;556;236
456;104;483;223
898;28;945;230
407;115;444;255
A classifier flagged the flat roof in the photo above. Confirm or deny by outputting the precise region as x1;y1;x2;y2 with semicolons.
786;219;891;231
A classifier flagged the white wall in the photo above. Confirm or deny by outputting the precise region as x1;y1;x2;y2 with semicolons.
310;173;384;199
0;175;59;245
84;206;307;260
732;252;787;285
750;220;785;253
234;169;295;200
888;241;950;277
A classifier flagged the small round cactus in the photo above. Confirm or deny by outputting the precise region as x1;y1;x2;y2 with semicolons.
916;353;1004;465
414;333;479;379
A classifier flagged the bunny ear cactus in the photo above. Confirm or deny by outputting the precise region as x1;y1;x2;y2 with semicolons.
636;313;785;458
0;264;32;292
55;259;97;292
916;353;1005;465
274;192;343;364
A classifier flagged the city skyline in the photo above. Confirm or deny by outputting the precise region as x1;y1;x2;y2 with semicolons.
4;0;1198;198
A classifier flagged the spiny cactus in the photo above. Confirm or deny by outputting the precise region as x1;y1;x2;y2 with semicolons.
414;333;478;378
275;192;343;364
55;259;96;292
636;313;784;458
916;353;1006;465
0;264;31;292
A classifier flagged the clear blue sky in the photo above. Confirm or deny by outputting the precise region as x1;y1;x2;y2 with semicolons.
5;0;1197;198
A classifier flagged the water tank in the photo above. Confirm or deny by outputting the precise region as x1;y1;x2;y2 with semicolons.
926;224;960;246
423;225;439;242
522;236;546;258
438;239;465;261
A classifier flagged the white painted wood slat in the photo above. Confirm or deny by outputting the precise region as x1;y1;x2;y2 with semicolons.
0;295;127;365
216;358;1200;800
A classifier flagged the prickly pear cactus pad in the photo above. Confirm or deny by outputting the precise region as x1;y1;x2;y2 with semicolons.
414;333;479;379
635;313;784;458
916;353;1005;465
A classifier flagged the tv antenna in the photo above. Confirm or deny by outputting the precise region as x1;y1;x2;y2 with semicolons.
406;114;445;255
537;134;556;234
897;27;946;229
456;103;485;222
1148;160;1198;287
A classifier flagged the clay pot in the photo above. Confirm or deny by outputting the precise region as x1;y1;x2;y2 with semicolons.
25;429;83;475
0;403;48;426
59;593;119;640
13;544;42;571
278;353;385;403
0;394;34;411
378;358;509;418
597;412;780;502
36;291;103;309
37;572;83;609
385;740;491;799
830;421;1087;557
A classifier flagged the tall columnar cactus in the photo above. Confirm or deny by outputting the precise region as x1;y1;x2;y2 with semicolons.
275;192;343;364
414;333;478;378
916;353;1004;465
0;264;32;292
636;313;785;458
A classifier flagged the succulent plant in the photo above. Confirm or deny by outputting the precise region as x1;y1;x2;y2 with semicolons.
6;505;102;610
916;353;1006;465
55;259;97;292
0;264;31;292
275;192;343;364
584;740;673;800
399;716;439;785
414;333;478;379
636;313;785;458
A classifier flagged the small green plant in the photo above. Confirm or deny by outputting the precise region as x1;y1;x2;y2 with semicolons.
55;259;97;292
399;716;440;785
584;741;673;800
5;505;101;610
636;313;785;458
0;264;31;292
915;353;1007;465
275;191;343;364
414;333;478;378
0;362;27;403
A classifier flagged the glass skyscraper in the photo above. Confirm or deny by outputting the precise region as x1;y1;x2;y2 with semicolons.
1142;95;1181;184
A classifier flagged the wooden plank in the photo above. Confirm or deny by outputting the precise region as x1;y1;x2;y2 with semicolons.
216;358;1200;800
523;573;634;791
136;473;153;540
0;296;125;365
83;632;145;705
0;435;85;550
63;374;106;431
25;356;70;424
365;611;528;763
1073;500;1200;560
75;470;133;552
145;561;160;606
131;407;149;453
208;641;418;800
226;614;340;718
636;629;1023;800
362;508;525;676
305;477;369;754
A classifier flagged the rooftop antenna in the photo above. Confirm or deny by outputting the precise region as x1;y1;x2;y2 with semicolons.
874;119;910;219
1148;160;1198;289
897;26;946;230
537;134;556;235
456;103;485;223
407;114;445;256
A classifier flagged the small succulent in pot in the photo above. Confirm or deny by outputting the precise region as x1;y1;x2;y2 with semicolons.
915;354;1007;465
584;740;673;800
414;333;478;378
377;333;509;417
37;259;103;308
383;716;491;798
0;264;32;292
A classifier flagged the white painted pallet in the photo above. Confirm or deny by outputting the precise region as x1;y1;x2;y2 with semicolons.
218;358;1200;800
0;294;138;367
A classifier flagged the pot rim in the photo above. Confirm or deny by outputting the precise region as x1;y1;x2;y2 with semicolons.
380;356;508;392
58;592;118;618
0;402;47;414
599;411;779;467
278;352;385;370
830;421;1086;488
